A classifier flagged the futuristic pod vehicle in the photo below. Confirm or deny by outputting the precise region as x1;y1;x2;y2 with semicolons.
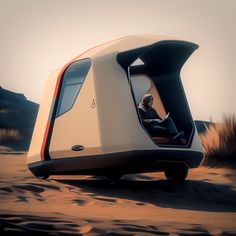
28;35;204;182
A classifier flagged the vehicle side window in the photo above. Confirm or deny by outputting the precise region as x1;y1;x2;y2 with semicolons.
56;58;91;117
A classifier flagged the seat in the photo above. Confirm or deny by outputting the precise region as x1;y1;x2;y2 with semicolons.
152;136;187;145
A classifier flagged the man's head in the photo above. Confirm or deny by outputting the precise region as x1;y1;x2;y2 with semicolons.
142;94;153;107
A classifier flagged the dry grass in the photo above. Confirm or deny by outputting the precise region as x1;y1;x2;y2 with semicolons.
200;115;236;161
0;128;22;142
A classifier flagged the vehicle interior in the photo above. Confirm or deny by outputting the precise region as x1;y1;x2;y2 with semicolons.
117;40;197;147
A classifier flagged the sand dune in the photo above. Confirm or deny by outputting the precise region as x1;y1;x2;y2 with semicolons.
0;154;236;235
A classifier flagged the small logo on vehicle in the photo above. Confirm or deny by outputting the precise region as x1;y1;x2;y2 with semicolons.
91;99;96;108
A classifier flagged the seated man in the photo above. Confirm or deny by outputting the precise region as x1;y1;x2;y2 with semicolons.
138;94;184;140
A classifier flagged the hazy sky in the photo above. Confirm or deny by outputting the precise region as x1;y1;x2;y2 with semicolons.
0;0;235;122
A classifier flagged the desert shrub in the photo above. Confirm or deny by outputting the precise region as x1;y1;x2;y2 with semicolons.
200;115;236;161
0;128;22;143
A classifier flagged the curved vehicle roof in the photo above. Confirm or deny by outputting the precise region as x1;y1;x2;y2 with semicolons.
73;35;176;60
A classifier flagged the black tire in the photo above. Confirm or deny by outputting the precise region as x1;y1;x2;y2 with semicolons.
164;164;188;183
103;174;122;183
36;174;50;180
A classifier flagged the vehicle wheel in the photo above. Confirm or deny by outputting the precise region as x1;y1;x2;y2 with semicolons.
36;174;50;180
164;164;188;183
103;174;122;183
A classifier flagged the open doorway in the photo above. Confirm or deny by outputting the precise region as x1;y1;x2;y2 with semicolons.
129;68;188;146
117;40;197;147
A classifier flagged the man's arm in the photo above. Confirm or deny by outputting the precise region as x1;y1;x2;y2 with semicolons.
138;108;160;125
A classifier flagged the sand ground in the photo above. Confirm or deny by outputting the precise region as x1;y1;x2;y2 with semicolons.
0;154;236;235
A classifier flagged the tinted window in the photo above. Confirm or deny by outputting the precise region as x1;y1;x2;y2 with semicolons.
56;58;91;117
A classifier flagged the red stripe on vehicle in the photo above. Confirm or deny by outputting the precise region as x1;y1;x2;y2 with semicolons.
40;121;51;161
